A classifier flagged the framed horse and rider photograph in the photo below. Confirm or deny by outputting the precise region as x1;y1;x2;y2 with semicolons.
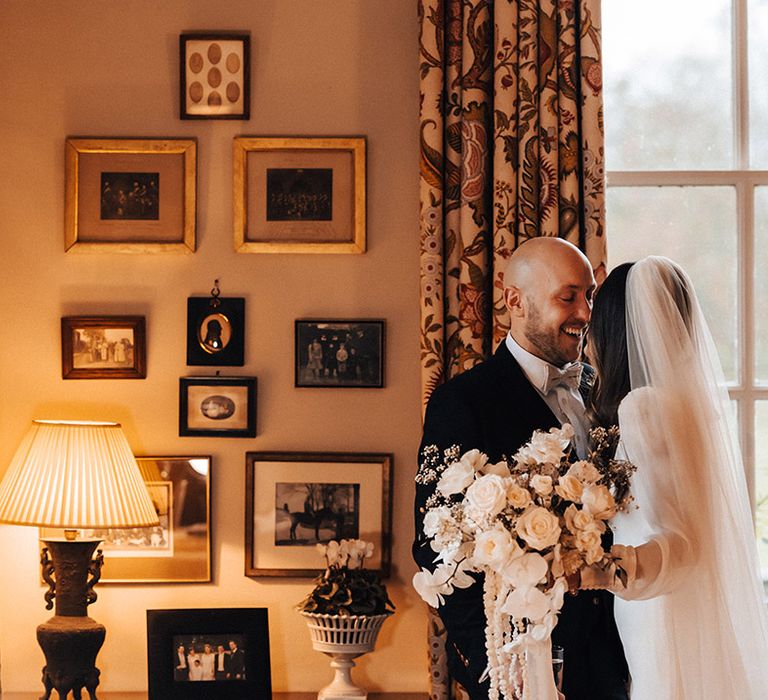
244;451;393;577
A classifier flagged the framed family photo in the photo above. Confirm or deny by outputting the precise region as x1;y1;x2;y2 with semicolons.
147;608;271;700
65;137;197;253
180;33;250;120
180;376;256;437
233;136;366;254
295;319;384;388
244;452;393;577
41;456;211;583
187;296;245;366
61;315;146;379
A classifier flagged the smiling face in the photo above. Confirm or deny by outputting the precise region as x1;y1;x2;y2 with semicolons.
505;239;596;366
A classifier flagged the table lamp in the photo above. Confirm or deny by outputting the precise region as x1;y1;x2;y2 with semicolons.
0;420;159;699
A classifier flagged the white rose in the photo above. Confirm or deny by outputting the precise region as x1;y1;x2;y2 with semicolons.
507;482;533;510
465;474;507;517
530;474;553;496
564;504;603;534
555;473;584;502
574;525;605;564
437;461;475;496
473;527;520;569
568;460;601;484
516;506;561;551
582;484;616;520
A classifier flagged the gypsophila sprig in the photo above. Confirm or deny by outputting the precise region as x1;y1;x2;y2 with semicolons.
298;539;395;617
412;424;635;700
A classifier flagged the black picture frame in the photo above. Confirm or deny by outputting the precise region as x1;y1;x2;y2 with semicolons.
179;33;251;120
295;319;385;388
179;376;256;437
147;608;271;699
187;297;245;366
245;451;393;578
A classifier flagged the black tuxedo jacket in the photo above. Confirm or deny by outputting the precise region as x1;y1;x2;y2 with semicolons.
413;343;628;700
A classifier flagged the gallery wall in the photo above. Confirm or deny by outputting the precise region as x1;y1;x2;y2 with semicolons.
0;0;424;692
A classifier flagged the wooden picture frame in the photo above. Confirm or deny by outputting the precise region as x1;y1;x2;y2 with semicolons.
187;297;245;367
61;315;146;379
295;319;384;388
147;608;271;699
233;136;366;254
65;137;197;253
180;33;250;120
41;456;212;583
244;452;393;578
180;376;256;437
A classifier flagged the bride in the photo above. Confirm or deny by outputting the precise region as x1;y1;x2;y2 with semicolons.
582;255;768;698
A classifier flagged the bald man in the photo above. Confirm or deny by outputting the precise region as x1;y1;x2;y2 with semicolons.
413;239;628;699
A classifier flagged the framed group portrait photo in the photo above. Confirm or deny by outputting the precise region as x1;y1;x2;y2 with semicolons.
41;456;211;583
233;136;366;254
295;319;384;388
244;451;393;578
147;607;271;700
65;137;197;253
61;315;146;379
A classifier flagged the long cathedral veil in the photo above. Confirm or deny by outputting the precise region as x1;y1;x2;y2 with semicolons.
619;256;768;696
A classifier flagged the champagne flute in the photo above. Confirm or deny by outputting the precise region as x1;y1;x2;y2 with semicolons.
552;644;564;691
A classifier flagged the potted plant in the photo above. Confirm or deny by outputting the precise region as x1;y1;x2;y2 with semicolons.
298;539;394;700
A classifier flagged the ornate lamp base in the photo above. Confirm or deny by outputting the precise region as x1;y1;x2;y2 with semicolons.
38;539;105;700
38;615;104;700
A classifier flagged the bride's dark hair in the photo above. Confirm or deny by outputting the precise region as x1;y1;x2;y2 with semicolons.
587;262;634;427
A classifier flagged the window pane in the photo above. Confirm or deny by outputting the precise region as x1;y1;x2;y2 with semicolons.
606;187;738;381
756;188;768;381
749;0;768;167
755;402;768;576
603;0;732;170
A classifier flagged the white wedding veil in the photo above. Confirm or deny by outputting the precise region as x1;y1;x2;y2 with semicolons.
619;256;768;697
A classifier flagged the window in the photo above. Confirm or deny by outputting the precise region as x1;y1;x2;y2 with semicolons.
603;0;768;574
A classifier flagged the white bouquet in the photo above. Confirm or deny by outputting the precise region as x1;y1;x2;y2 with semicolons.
413;424;634;699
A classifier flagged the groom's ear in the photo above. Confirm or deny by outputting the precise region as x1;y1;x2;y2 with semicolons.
504;285;525;317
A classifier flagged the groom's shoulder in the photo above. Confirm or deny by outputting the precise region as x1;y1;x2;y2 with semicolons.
429;349;508;405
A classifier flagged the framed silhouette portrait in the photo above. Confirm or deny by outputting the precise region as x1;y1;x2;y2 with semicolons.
187;297;245;366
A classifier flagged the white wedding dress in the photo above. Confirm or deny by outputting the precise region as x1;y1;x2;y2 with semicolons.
607;257;768;699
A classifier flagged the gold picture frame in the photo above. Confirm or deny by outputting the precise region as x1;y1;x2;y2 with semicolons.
233;136;366;254
41;456;212;583
65;137;197;253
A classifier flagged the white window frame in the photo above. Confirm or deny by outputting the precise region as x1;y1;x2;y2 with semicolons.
605;0;768;502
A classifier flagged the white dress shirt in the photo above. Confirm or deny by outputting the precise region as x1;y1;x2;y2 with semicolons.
505;332;590;458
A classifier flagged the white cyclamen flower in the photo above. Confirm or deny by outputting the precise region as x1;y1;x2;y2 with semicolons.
581;483;617;520
516;506;562;551
465;474;508;518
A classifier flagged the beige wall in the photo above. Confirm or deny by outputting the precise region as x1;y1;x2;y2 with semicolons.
0;0;425;692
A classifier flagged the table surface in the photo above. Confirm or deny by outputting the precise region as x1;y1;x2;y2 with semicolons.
0;694;425;699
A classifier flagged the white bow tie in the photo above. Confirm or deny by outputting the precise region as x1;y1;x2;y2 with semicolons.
543;363;583;394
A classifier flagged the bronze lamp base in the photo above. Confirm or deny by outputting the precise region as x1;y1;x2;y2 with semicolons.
38;539;105;700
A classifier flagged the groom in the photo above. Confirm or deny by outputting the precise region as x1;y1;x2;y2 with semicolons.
413;238;628;699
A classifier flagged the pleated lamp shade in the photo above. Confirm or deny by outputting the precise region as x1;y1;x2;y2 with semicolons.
0;420;159;529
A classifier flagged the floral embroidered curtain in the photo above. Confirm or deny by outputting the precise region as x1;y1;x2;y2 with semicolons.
418;1;607;696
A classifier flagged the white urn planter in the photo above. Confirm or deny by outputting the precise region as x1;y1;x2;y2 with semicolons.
301;611;391;700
